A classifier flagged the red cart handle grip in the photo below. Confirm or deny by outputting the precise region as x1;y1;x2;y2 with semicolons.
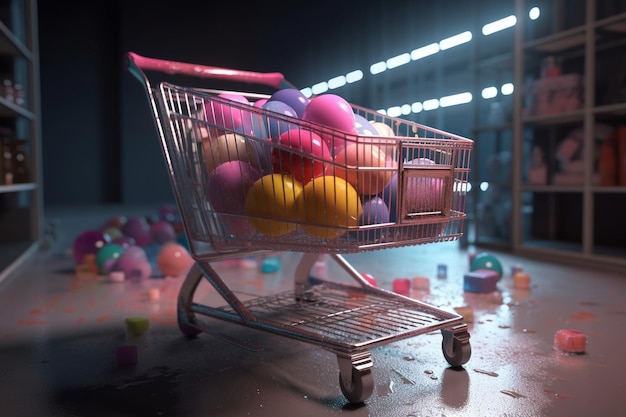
127;51;287;89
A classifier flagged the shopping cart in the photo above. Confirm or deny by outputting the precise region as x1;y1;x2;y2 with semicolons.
126;52;473;404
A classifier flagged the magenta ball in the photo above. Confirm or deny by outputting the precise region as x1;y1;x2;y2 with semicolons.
405;158;442;213
205;93;255;137
73;229;112;265
301;94;357;135
268;88;310;117
151;220;177;244
207;161;261;214
158;203;179;222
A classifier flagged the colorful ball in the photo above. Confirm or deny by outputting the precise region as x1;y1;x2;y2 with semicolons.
202;132;259;173
272;128;331;184
334;143;395;196
268;88;310;117
207;161;261;214
470;253;504;281
379;173;399;222
95;243;124;274
204;93;255;138
245;174;303;236
404;158;444;214
296;175;362;239
301;94;357;134
73;229;112;265
262;100;298;139
157;242;194;277
113;246;152;281
358;197;390;241
151;220;176;244
354;114;380;136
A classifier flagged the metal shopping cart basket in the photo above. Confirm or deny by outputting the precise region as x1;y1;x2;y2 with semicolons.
126;52;473;404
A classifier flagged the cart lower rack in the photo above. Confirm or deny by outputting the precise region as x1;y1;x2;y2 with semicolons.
127;52;473;404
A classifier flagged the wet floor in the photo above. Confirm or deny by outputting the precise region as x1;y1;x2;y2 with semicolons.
1;205;625;416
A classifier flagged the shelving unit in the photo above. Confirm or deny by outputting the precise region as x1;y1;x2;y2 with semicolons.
473;0;626;272
0;0;42;283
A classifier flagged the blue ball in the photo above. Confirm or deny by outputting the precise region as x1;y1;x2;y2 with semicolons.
357;197;390;241
262;100;298;139
268;88;310;117
379;173;398;222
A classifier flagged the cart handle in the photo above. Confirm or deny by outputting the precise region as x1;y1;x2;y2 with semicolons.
126;51;291;89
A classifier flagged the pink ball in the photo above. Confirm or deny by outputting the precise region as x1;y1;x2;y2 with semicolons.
302;94;357;133
157;242;194;277
334;143;394;196
405;158;443;213
73;230;112;265
301;94;357;154
272;128;332;184
205;93;255;137
113;246;152;281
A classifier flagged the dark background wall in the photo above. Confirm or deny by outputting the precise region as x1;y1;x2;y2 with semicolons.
38;0;484;207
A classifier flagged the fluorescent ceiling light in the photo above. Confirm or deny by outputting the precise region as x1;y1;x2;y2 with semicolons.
387;53;411;69
346;70;363;83
370;61;387;75
411;43;440;60
439;92;472;107
439;31;472;50
482;15;517;35
311;82;328;95
423;99;440;111
401;104;411;115
482;86;498;99
529;7;540;20
301;87;313;98
501;83;514;95
480;181;489;191
411;102;423;113
328;76;346;89
387;106;403;117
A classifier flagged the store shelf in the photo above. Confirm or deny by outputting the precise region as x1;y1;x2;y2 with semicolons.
472;0;626;272
0;0;42;283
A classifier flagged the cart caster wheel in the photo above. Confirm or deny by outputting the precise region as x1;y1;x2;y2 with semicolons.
177;314;201;338
339;366;374;404
441;325;471;367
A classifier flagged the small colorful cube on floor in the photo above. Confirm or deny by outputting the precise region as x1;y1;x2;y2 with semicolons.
125;316;150;337
554;329;587;353
436;264;447;278
511;264;524;276
463;269;499;293
513;271;531;289
392;278;411;295
412;276;430;291
261;257;281;273
453;305;474;323
116;344;138;366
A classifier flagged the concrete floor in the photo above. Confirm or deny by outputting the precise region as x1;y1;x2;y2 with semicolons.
1;205;625;416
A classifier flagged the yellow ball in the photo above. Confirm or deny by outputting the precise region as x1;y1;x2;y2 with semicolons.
296;175;362;239
245;174;303;236
202;131;257;172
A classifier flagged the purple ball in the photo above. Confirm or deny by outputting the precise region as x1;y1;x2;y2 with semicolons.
358;197;390;241
268;88;310;117
379;173;398;222
151;220;176;244
207;161;261;214
113;246;152;281
73;229;112;265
